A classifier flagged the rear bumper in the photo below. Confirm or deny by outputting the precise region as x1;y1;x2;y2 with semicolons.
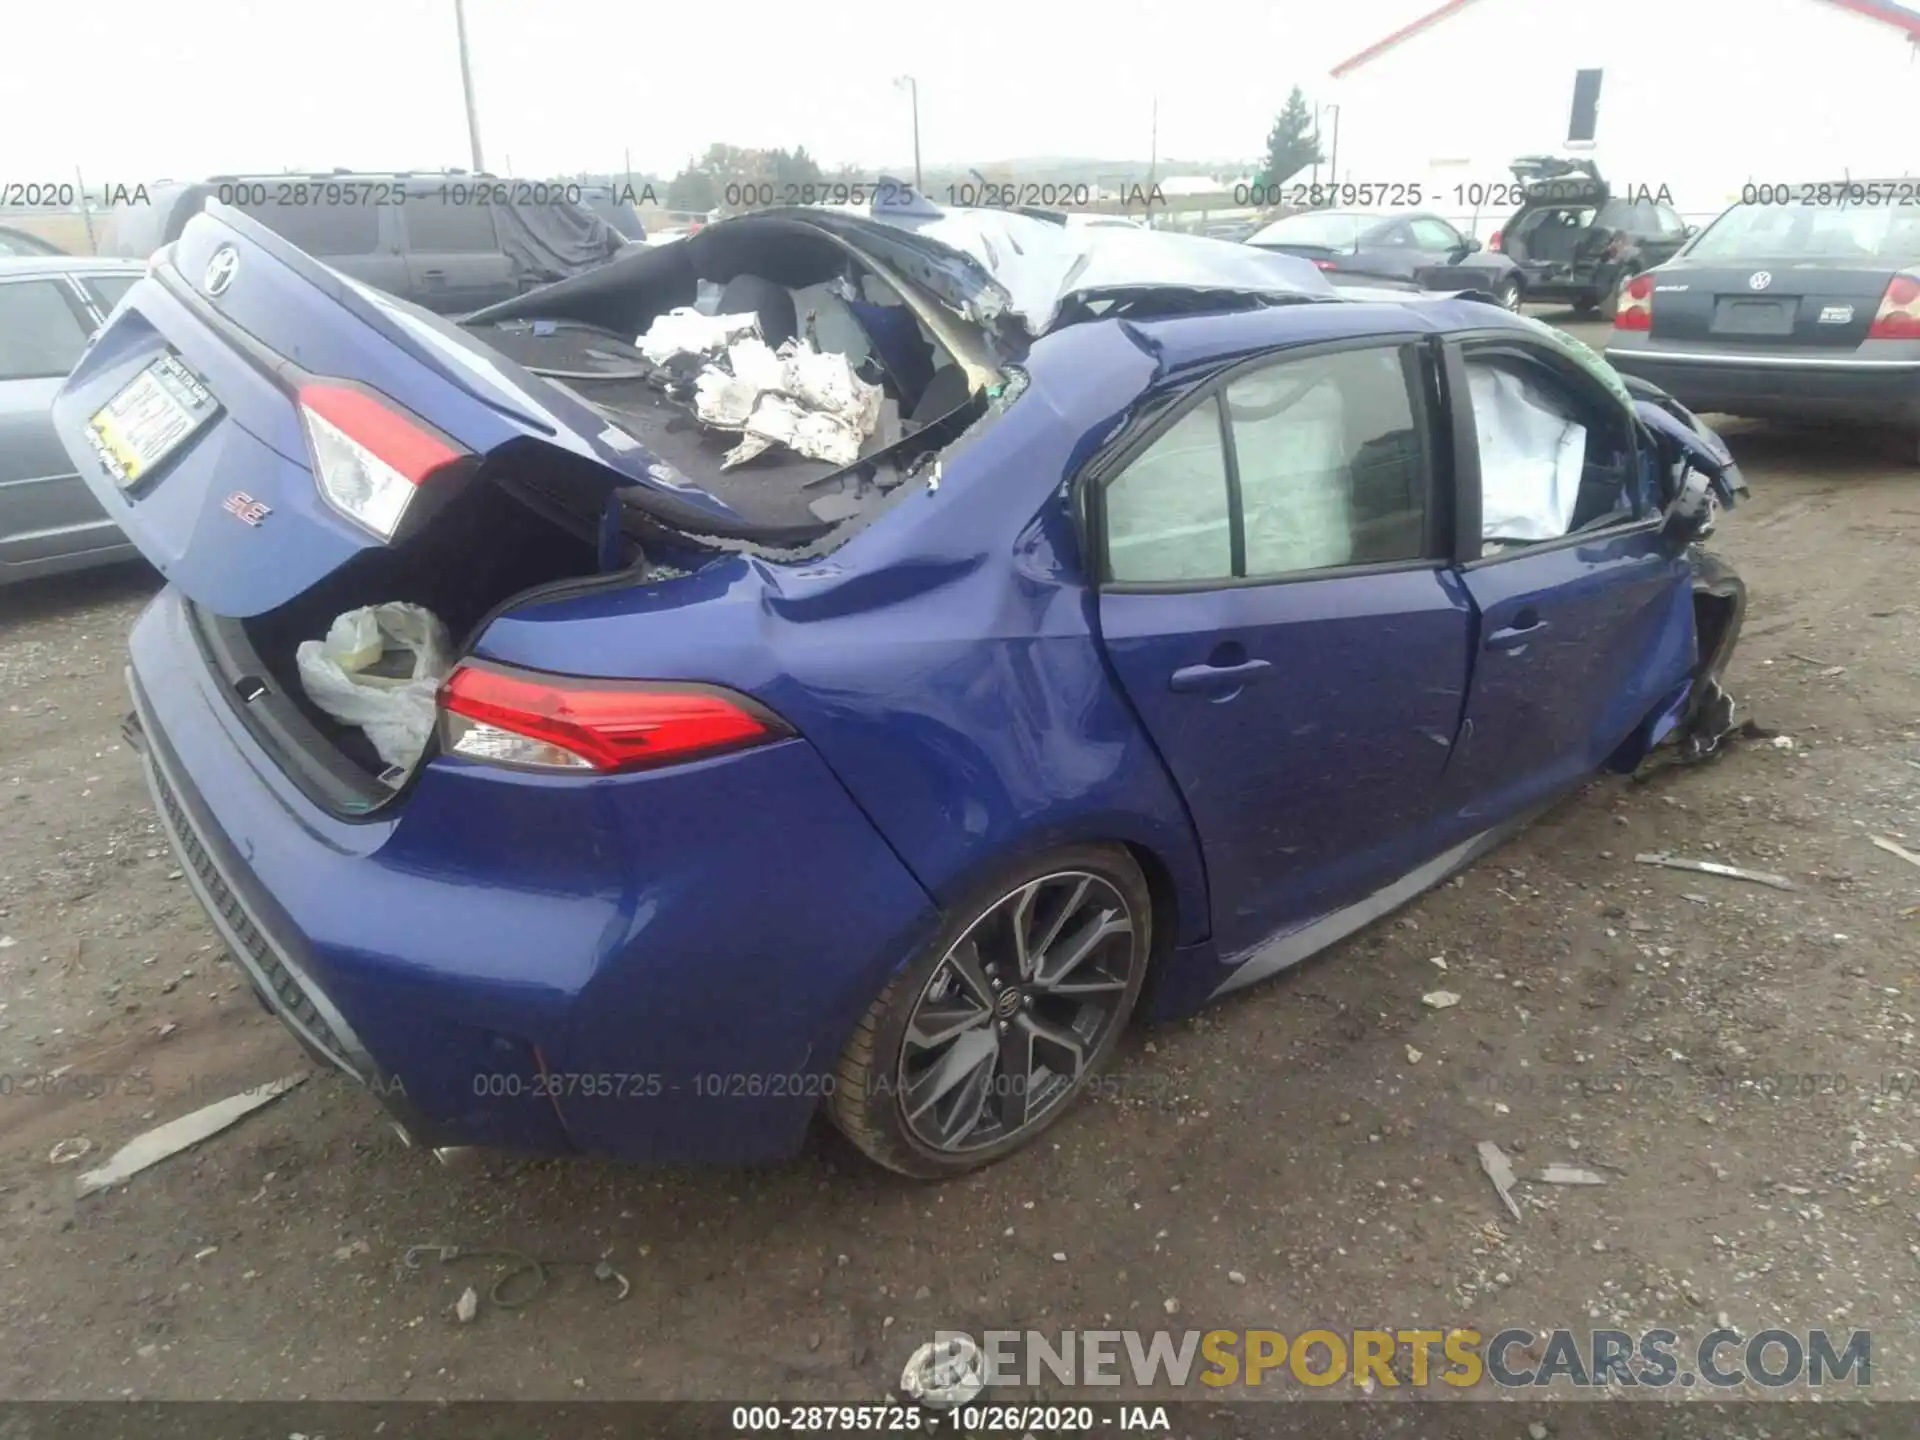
1605;348;1920;424
125;586;937;1164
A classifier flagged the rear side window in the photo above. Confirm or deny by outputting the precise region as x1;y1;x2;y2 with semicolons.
0;279;91;380
403;197;501;253
1102;344;1431;584
1105;402;1233;582
238;200;381;256
1407;217;1461;250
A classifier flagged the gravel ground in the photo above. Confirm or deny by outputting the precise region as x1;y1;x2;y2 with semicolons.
2;318;1918;1410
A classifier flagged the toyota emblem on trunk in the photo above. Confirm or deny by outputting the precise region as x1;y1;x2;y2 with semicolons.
1748;271;1773;291
203;246;240;297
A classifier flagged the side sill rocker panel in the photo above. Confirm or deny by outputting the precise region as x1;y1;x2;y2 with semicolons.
1210;811;1536;998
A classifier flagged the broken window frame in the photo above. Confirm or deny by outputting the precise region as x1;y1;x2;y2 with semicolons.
1443;336;1652;570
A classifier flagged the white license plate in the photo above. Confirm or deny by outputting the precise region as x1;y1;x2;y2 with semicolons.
87;356;216;489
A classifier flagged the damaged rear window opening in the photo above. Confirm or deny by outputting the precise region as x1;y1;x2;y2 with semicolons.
450;211;1020;568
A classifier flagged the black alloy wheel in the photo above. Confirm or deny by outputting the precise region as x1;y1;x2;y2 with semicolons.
830;846;1150;1176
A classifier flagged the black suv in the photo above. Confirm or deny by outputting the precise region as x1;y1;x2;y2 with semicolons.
1492;157;1693;317
101;170;630;314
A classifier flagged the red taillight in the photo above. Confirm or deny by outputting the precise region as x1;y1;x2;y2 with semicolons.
298;384;462;482
297;382;465;539
438;663;789;773
1313;259;1337;270
1488;229;1503;253
1869;272;1920;339
1614;272;1655;332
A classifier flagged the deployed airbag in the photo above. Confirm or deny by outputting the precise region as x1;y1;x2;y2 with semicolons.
1468;364;1586;544
636;308;762;365
691;335;884;469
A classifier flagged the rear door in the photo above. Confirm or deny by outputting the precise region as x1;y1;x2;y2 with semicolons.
1094;336;1474;967
1436;334;1692;829
0;274;123;571
398;192;517;313
1350;220;1423;280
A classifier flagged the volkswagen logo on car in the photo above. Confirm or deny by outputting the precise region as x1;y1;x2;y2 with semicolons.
203;245;240;297
1748;271;1773;291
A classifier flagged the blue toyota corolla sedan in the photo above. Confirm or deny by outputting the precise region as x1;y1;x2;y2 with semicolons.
52;191;1747;1176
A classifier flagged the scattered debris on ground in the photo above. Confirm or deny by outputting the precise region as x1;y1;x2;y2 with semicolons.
74;1074;307;1197
1476;1140;1524;1223
1633;852;1796;890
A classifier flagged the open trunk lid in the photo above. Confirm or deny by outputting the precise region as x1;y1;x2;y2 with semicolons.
1510;154;1609;204
51;202;744;618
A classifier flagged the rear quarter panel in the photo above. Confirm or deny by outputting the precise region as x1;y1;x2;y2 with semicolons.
473;320;1216;964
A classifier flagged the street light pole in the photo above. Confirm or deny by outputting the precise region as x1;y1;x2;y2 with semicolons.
894;76;922;192
1326;104;1341;188
454;0;486;173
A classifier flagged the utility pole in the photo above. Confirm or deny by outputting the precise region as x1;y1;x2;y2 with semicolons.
454;0;486;173
894;76;922;192
1148;96;1158;229
1326;104;1341;188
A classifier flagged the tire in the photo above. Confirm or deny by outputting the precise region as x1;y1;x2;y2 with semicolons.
1594;276;1624;323
1495;277;1522;312
829;844;1152;1178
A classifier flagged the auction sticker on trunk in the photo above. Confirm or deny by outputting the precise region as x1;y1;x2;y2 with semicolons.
86;355;217;489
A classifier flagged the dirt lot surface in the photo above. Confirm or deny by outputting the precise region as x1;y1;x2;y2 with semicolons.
2;317;1918;1411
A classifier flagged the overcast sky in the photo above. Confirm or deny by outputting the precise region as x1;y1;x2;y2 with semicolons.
5;0;1435;181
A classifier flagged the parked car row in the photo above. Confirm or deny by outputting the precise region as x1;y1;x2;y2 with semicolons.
0;255;147;583
1244;157;1692;317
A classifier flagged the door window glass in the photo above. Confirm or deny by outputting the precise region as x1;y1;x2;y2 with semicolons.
1229;347;1428;575
237;199;381;255
0;280;90;380
84;273;138;314
1408;217;1461;250
404;196;501;253
1105;400;1233;582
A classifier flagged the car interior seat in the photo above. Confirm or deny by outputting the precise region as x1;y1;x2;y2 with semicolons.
713;274;798;347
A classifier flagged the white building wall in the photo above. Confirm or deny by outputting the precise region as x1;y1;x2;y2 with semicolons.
1324;0;1920;232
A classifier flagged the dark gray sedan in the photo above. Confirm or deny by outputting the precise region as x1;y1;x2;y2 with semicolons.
1247;209;1525;308
1;255;147;584
1605;187;1920;461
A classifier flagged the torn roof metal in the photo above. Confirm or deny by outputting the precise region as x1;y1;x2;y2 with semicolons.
759;190;1341;338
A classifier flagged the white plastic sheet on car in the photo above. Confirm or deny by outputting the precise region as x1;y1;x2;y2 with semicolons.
635;307;762;365
295;603;453;778
1467;363;1587;545
691;335;883;469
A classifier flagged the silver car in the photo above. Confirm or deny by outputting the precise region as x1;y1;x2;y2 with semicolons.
1;255;147;583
